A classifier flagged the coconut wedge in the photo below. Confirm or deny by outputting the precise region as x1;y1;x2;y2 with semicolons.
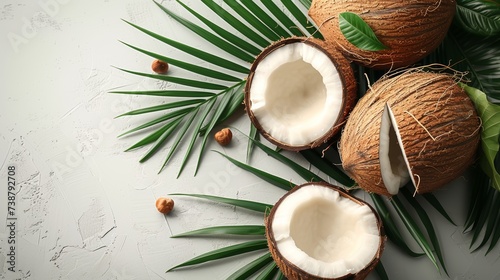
340;71;480;196
266;182;385;280
309;0;456;70
245;37;356;151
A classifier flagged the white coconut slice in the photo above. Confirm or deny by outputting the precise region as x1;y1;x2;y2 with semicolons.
379;103;413;195
245;37;356;151
266;183;385;279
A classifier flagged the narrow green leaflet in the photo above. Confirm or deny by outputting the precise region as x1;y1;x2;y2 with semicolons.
236;129;325;183
443;27;500;99
119;41;241;82
401;188;448;275
175;98;217;177
223;0;281;42
122;19;251;72
139;117;184;162
255;261;278;280
174;0;261;57
153;1;256;64
298;0;312;9
422;193;456;226
201;0;270;48
214;151;297;191
117;107;192;138
261;0;306;37
246;124;259;164
124;117;182;153
115;99;203;118
471;190;500;252
370;193;424;258
281;0;323;39
110;90;215;98
338;12;388;51
375;261;389;280
194;84;244;175
115;67;228;90
300;149;356;188
240;1;292;38
171;225;266;238
169;193;273;213
391;196;439;270
455;0;500;36
462;84;500;190
167;240;268;272
227;253;274;280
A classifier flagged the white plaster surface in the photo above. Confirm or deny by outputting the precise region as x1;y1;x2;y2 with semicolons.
0;1;499;279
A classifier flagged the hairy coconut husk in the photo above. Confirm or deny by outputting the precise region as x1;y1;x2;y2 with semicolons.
265;182;386;280
309;0;456;70
245;37;357;151
339;69;481;196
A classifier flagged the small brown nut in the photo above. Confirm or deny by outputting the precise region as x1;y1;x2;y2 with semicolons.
155;197;174;214
151;59;169;74
214;128;232;146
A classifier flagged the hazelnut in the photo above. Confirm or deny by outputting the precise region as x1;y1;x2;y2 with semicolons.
151;59;169;74
156;197;174;214
214;128;232;146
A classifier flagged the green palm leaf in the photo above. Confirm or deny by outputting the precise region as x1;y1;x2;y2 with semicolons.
300;149;356;188
401;188;448;275
167;240;268;272
255;261;279;280
139;117;183;162
455;0;500;36
391;196;439;270
422;193;456;226
260;0;306;37
153;1;256;63
281;0;323;39
201;0;270;48
227;253;274;280
442;26;500;99
110;90;215;98
125;117;182;153
115;67;228;90
214;151;297;191
122;19;251;72
117;107;191;138
240;1;292;38
116;99;204;118
119;41;241;82
169;193;273;213
174;0;261;58
171;225;266;238
223;0;281;42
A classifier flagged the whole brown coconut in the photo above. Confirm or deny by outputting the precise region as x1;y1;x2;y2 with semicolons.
266;182;386;280
339;70;480;196
245;37;357;151
309;0;456;70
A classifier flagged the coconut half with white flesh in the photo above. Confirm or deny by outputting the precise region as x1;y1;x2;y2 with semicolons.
266;182;385;280
245;37;357;151
340;71;480;196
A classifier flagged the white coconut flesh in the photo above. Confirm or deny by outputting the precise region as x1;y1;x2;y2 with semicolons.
249;42;344;146
379;104;415;195
271;185;381;278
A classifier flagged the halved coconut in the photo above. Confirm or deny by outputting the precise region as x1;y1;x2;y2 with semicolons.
339;71;481;196
266;182;385;280
245;37;357;151
308;0;456;70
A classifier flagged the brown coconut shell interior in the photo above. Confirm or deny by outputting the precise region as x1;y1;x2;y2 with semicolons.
244;37;357;151
265;182;386;280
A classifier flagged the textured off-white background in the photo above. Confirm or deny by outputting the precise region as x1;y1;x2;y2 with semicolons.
0;1;499;279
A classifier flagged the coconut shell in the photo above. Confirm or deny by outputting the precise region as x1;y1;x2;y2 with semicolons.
309;0;456;70
265;182;386;280
245;37;357;151
339;71;480;196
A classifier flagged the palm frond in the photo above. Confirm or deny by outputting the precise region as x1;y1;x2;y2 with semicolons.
171;225;266;238
255;261;279;280
169;193;273;213
167;240;268;272
227;253;274;280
